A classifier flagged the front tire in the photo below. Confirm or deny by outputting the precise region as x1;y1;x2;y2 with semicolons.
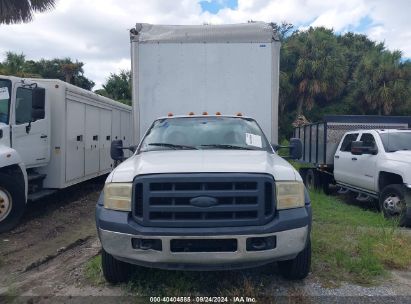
0;173;26;233
101;248;133;284
278;239;311;280
380;184;407;226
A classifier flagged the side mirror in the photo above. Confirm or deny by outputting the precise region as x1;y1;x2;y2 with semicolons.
351;141;364;155
31;87;45;121
274;138;303;160
111;140;125;161
271;144;280;152
289;138;303;160
367;147;378;155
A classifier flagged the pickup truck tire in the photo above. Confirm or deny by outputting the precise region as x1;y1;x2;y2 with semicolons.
278;238;311;280
101;248;132;284
0;173;26;233
304;169;320;191
380;184;407;226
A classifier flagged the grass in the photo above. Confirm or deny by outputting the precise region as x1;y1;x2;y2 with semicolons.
85;191;411;294
84;254;106;286
310;190;411;285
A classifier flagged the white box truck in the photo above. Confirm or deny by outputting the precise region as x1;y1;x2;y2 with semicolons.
96;23;311;283
0;76;132;232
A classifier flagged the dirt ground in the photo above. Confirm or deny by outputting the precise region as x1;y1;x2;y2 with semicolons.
0;178;410;303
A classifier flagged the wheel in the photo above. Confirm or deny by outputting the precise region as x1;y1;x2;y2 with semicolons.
0;173;26;233
278;238;311;280
298;168;307;186
101;248;133;283
319;172;333;195
304;169;319;191
379;184;407;226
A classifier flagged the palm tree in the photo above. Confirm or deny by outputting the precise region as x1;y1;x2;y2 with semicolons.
3;52;26;74
61;62;82;84
352;50;408;115
286;27;347;117
0;0;55;24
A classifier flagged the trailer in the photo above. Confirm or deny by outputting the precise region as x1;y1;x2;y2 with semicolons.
294;115;411;167
0;76;132;232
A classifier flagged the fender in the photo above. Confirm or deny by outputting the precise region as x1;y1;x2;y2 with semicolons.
377;160;408;188
0;145;28;202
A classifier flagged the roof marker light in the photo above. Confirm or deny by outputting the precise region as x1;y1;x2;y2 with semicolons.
202;111;208;115
167;112;173;117
188;112;195;115
215;112;221;115
236;112;243;116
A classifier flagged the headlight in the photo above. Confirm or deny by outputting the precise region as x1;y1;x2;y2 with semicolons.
276;181;305;210
104;183;132;211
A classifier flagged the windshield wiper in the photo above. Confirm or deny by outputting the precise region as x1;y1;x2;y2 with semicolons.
148;143;198;150
200;144;254;150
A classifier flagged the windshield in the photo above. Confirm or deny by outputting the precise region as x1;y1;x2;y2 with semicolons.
379;132;411;152
0;79;11;124
139;117;271;153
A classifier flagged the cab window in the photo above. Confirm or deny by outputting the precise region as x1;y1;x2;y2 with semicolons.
0;79;11;124
340;133;359;152
360;133;377;149
15;87;33;124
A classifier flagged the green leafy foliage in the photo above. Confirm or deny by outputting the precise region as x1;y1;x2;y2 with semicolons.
0;0;55;24
0;52;95;90
96;70;132;106
277;25;411;140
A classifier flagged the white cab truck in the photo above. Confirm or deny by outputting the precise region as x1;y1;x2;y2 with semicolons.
95;22;312;283
0;76;132;232
294;115;411;226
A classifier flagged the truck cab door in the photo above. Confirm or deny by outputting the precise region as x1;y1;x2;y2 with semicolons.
334;133;359;186
355;133;379;192
11;85;50;168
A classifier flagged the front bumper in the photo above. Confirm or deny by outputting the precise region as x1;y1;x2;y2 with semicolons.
96;191;312;270
99;226;308;270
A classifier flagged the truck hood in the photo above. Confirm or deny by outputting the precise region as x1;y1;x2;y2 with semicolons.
108;150;299;183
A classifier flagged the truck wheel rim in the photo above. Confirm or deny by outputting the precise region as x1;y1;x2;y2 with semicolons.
383;194;404;216
0;188;12;222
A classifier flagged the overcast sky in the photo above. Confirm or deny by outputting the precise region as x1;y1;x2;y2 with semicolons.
0;0;409;89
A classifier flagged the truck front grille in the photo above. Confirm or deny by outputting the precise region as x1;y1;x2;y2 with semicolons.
132;173;275;228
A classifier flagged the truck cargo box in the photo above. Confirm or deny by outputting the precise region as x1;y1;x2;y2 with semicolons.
29;79;132;189
130;22;281;144
294;115;411;166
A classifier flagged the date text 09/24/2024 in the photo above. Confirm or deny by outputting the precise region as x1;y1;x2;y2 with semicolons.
149;296;256;303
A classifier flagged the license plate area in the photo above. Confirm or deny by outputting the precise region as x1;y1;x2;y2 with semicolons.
170;239;237;252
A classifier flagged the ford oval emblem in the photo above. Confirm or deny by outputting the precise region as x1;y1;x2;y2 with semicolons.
190;196;218;208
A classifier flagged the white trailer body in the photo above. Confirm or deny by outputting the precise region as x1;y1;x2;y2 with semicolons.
130;22;280;145
31;79;132;189
0;75;131;231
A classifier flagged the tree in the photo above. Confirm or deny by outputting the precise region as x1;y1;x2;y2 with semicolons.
0;0;55;24
0;52;95;90
270;22;294;41
352;50;409;115
0;52;26;75
98;70;132;105
286;28;348;117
